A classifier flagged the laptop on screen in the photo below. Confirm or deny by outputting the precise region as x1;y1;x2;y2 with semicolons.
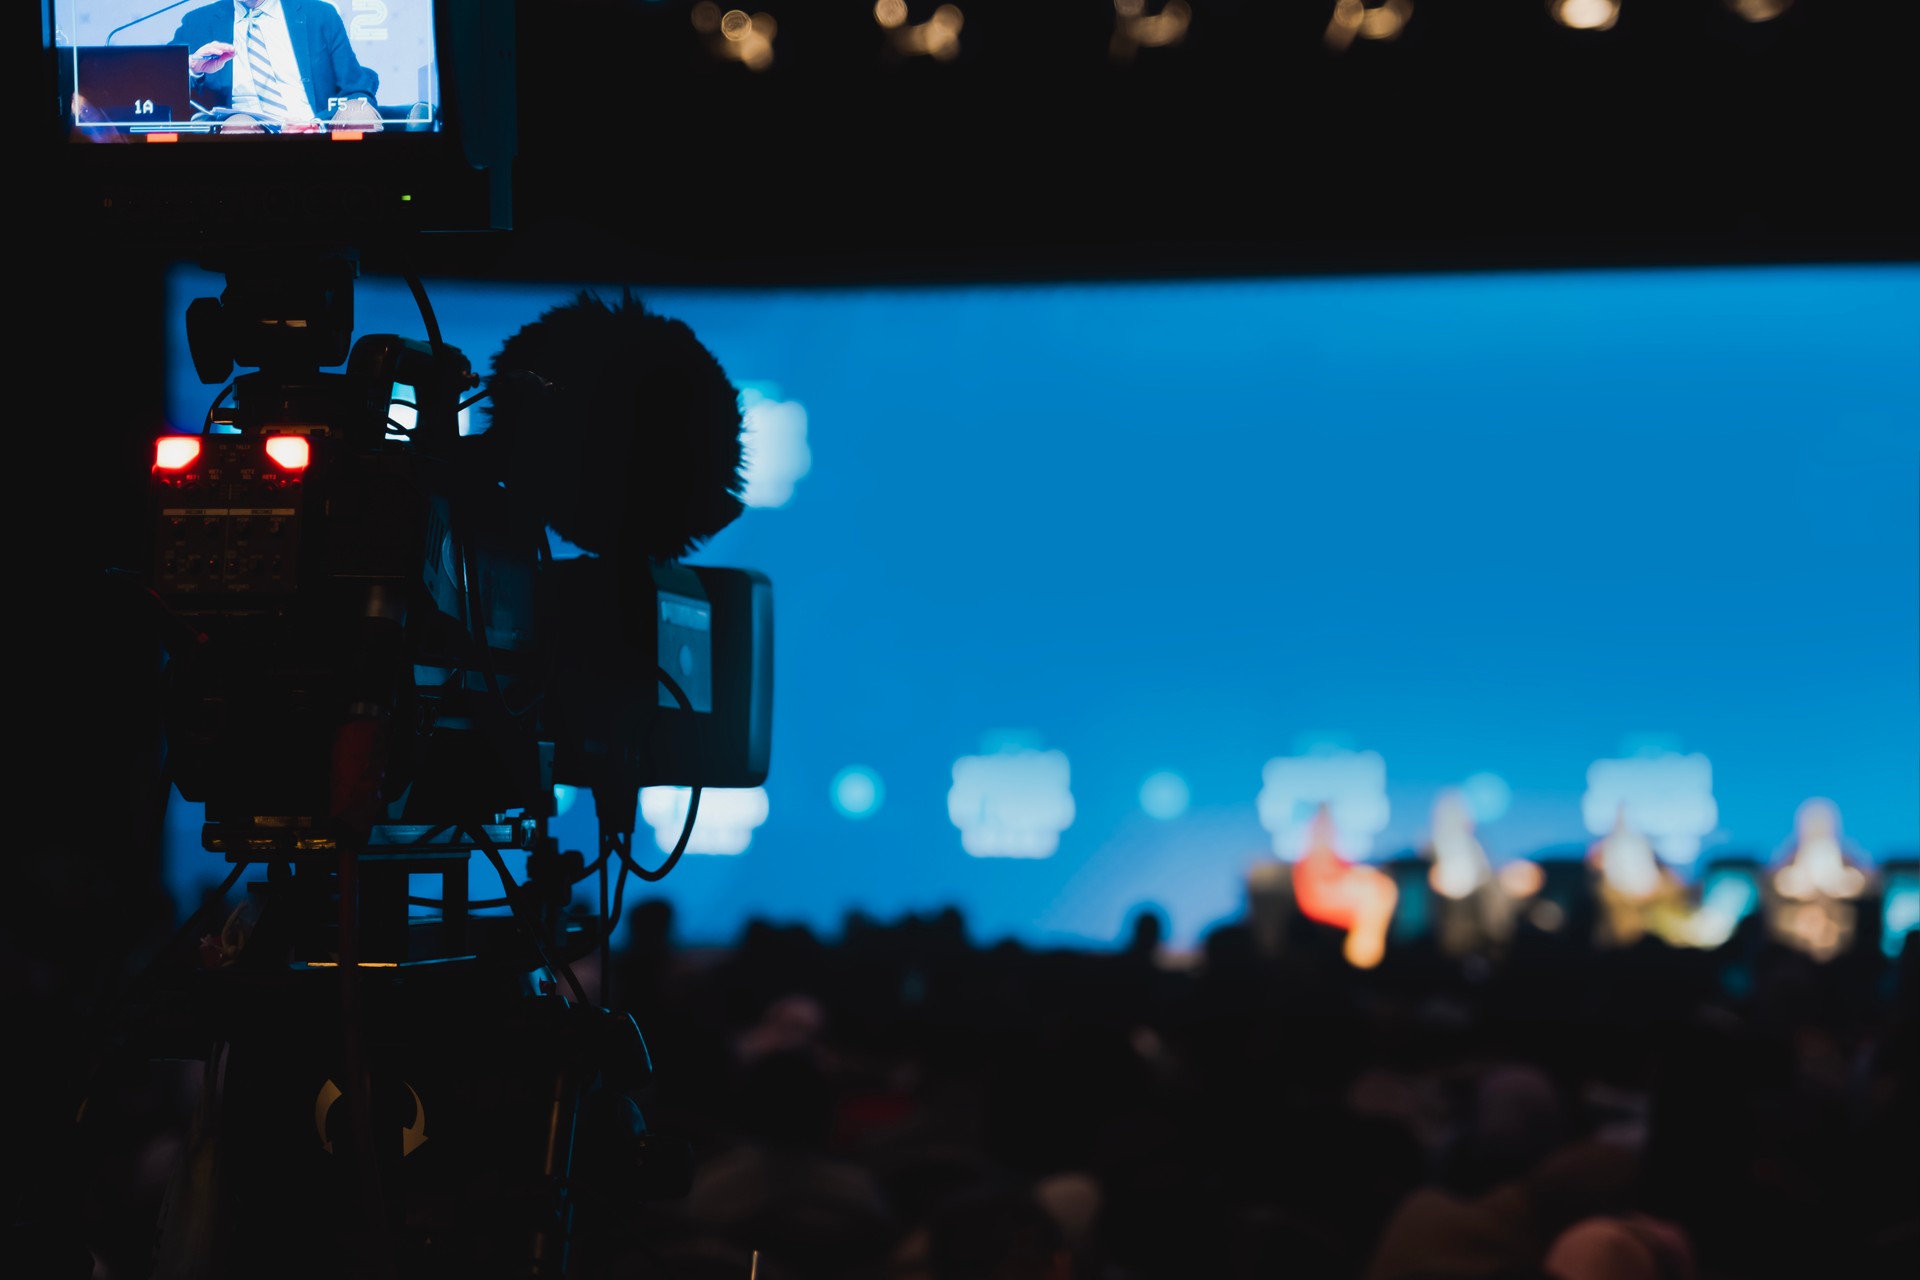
70;45;195;129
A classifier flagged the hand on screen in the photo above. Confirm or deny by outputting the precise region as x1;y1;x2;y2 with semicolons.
328;99;384;132
188;42;236;76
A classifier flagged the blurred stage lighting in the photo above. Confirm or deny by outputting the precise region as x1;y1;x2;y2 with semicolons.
1693;860;1762;948
641;785;770;854
693;4;778;70
877;3;965;60
1724;0;1793;20
1550;0;1621;31
1325;0;1414;53
1885;867;1920;961
949;739;1076;857
831;765;885;819
1772;798;1868;901
1258;745;1391;860
1581;748;1719;866
1139;770;1191;820
1462;772;1513;825
738;385;812;508
1428;789;1493;900
1112;0;1192;63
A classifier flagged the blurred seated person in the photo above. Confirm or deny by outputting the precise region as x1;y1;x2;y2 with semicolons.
1364;1136;1652;1280
173;0;382;134
1245;857;1292;958
1425;788;1541;960
1544;1214;1696;1280
923;1184;1073;1280
1291;803;1399;969
1764;797;1874;962
1588;806;1696;949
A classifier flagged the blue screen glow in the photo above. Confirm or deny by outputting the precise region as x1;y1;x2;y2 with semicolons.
163;263;1920;949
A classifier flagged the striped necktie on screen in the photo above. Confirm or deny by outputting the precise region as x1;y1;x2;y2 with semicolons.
244;9;288;120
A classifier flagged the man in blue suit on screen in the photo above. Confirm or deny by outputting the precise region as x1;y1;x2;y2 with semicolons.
172;0;382;133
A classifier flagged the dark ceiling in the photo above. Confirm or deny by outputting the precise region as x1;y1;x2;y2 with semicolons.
496;0;1919;284
30;1;1919;284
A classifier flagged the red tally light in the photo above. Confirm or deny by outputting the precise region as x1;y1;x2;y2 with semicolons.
265;435;311;471
154;436;201;471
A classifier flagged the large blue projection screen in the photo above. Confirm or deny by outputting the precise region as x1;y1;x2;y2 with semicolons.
162;266;1920;949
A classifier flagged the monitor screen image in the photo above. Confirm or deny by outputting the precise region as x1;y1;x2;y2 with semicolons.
160;261;1920;951
55;0;439;136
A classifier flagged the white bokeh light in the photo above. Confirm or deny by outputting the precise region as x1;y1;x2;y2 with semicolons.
1691;872;1761;948
1257;747;1391;860
1139;771;1191;820
738;386;812;508
389;384;474;438
948;745;1076;858
640;785;769;855
1461;772;1512;825
831;765;884;819
1551;0;1621;31
1581;751;1718;865
1885;883;1920;960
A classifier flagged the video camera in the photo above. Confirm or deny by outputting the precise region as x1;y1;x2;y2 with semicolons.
157;248;773;873
132;242;773;1280
37;6;775;1278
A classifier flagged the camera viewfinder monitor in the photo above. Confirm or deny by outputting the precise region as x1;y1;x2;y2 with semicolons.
47;0;514;246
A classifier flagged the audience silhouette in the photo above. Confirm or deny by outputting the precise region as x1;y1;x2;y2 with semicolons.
27;850;1918;1280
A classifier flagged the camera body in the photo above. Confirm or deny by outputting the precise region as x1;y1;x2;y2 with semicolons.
153;253;772;857
125;250;771;1278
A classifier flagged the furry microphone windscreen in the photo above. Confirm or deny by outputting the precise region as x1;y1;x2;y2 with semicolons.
482;290;746;561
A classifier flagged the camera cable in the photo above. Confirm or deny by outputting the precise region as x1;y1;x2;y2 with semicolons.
466;822;592;1007
607;669;705;887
